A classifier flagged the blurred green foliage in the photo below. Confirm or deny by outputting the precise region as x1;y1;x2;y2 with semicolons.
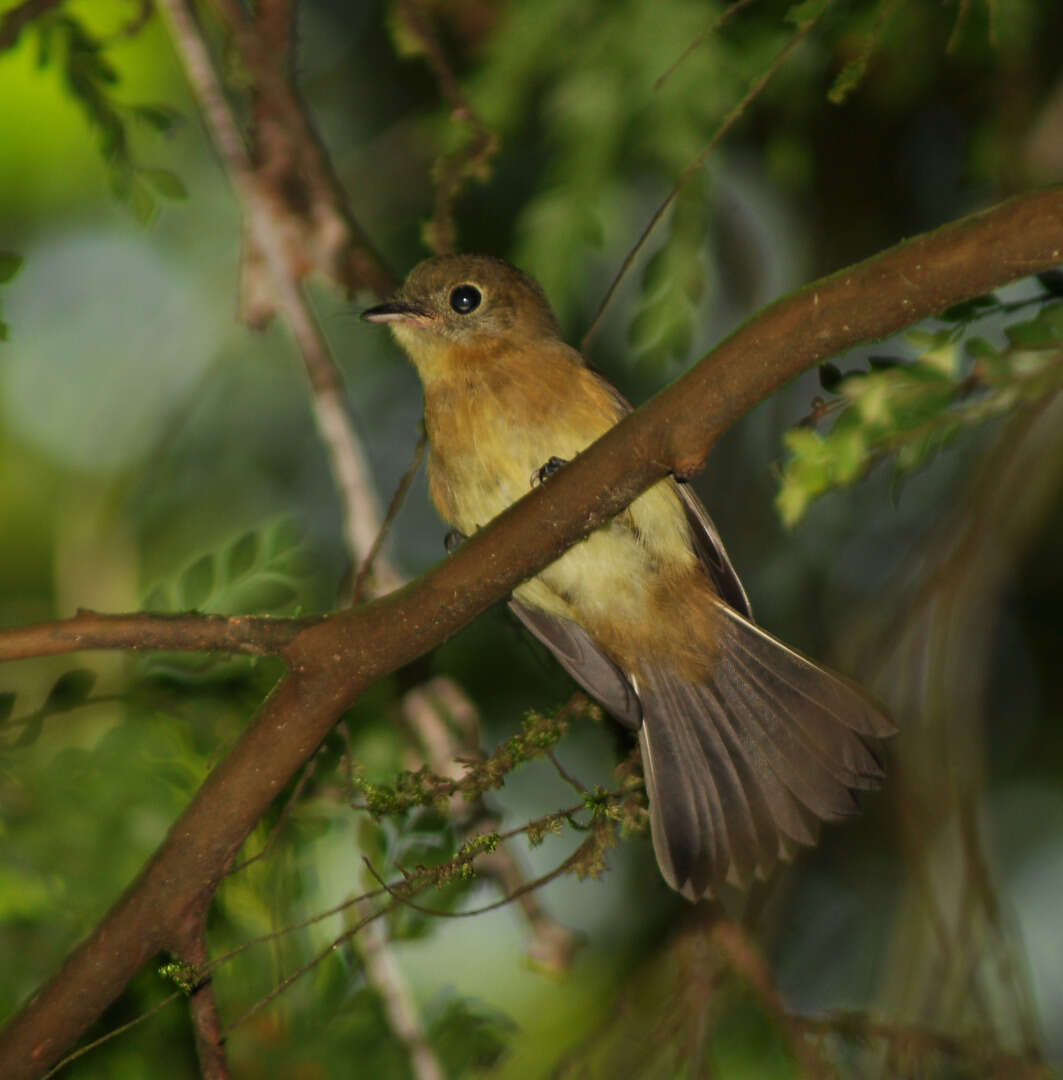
1;0;1063;1076
778;289;1063;526
0;252;22;340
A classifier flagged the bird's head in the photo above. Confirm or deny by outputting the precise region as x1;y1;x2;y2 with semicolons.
362;254;562;379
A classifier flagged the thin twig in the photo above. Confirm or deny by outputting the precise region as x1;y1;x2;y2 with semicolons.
795;1012;1049;1077
355;897;445;1080
946;0;974;54
351;427;427;604
41;991;184;1079
158;0;403;590
0;608;305;662
209;0;398;301
477;842;581;974
711;921;836;1078
361;829;597;921
398;681;582;969
220;898;398;1036
222;796;604;1038
581;6;828;351
395;0;500;254
546;747;589;796
179;921;230;1080
653;0;759;91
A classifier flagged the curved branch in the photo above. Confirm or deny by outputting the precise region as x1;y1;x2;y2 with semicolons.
2;183;1062;1077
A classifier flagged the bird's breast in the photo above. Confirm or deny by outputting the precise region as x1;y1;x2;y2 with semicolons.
422;349;616;534
420;345;710;673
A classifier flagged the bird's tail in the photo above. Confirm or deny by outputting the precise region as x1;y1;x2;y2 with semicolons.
637;601;894;901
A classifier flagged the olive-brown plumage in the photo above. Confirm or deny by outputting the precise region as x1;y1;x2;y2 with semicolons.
363;254;893;901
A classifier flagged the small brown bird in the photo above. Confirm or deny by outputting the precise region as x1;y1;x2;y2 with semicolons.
363;254;893;901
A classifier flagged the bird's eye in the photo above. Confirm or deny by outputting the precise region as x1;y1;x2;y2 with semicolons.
449;284;482;314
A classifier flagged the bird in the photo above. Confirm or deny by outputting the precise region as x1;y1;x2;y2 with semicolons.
362;253;894;901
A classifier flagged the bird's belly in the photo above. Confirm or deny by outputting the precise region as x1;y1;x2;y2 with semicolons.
516;521;663;627
425;379;706;668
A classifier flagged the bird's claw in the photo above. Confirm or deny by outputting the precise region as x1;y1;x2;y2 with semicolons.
444;529;467;554
531;456;569;487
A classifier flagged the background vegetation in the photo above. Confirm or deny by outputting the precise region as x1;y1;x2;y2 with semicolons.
1;0;1062;1076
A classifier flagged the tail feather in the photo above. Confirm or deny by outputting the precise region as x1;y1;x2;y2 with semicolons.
667;677;758;887
705;682;823;852
637;602;892;900
639;709;720;895
719;607;894;740
716;657;861;821
723;612;889;786
732;653;886;791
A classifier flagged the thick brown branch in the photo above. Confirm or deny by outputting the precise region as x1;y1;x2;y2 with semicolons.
2;184;1062;1077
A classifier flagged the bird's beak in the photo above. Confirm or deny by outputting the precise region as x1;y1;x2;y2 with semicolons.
361;299;434;325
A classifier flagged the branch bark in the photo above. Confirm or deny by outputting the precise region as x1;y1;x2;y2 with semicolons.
1;184;1062;1076
0;610;305;662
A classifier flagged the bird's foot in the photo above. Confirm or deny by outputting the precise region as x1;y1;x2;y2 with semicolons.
531;456;569;487
444;528;467;554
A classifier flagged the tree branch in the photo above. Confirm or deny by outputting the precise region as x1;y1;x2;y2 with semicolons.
0;610;305;662
2;183;1062;1077
157;0;403;590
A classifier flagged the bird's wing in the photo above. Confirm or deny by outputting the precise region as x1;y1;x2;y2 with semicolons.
586;367;751;617
507;599;642;731
673;481;752;618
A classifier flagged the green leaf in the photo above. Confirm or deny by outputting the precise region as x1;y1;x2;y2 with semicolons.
132;104;184;134
180;554;216;610
776;428;832;527
966;337;1000;362
139;168;188;201
44;669;97;712
129;177;158;226
1004;319;1061;349
906;327;960;351
0;253;23;284
1041;303;1063;332
226;532;259;581
142;583;170;612
12;716;44;749
828;57;868;106
0;866;55;920
0;693;16;723
429;995;517;1074
831;424;869;483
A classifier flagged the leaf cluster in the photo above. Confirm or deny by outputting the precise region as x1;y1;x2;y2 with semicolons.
30;10;185;223
777;287;1063;526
